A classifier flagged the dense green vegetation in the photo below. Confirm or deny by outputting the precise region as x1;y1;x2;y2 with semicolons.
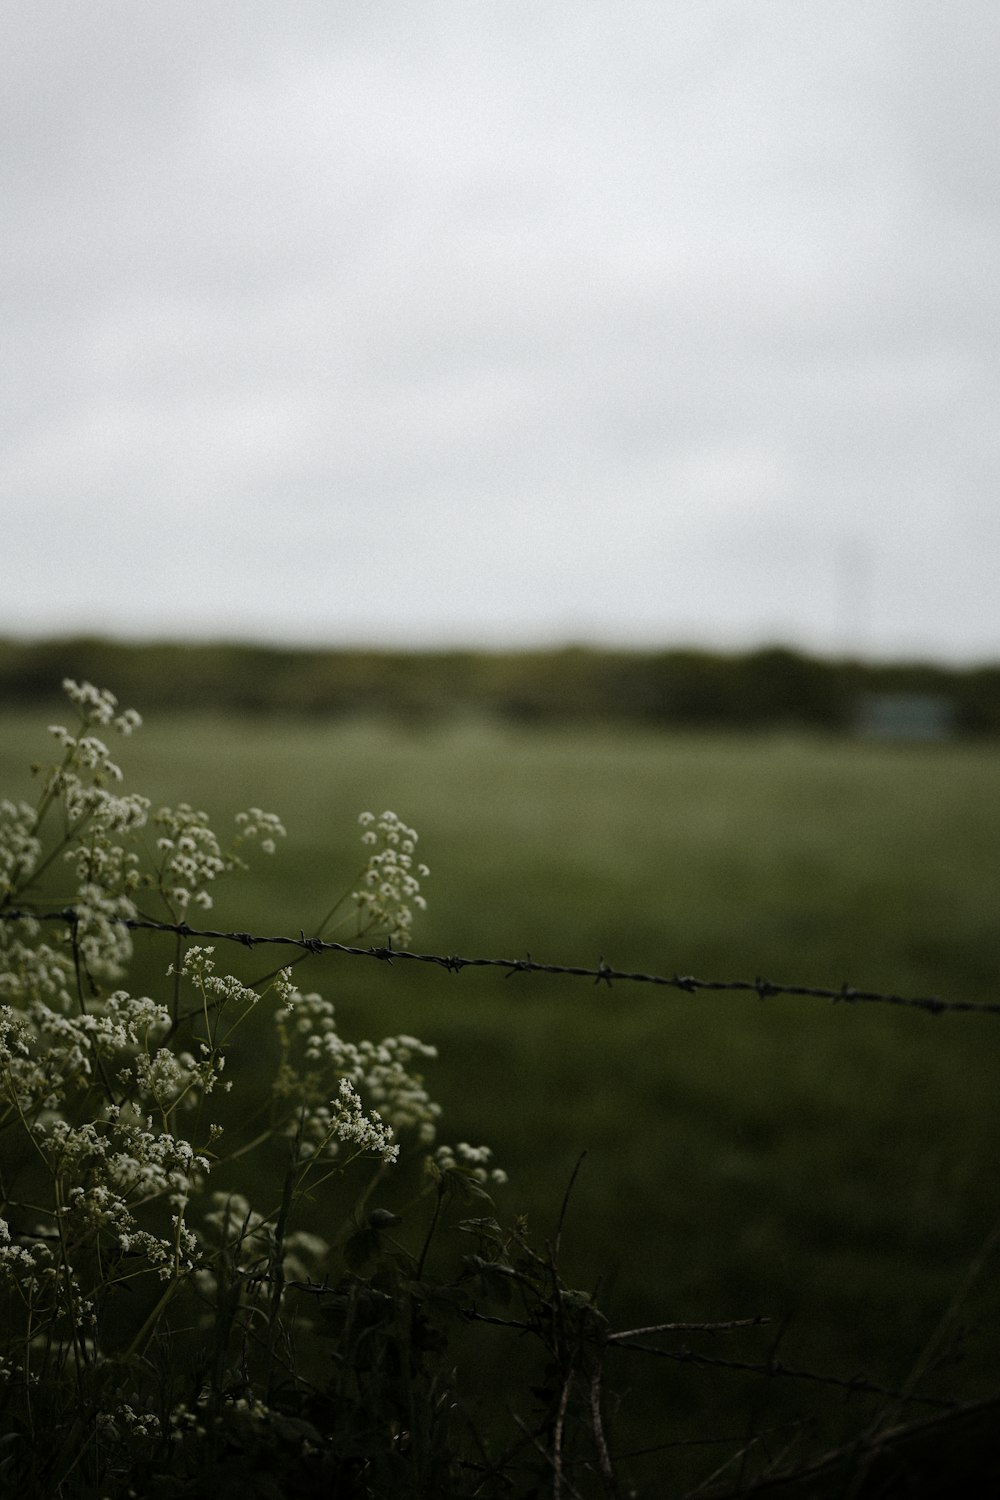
2;702;999;1491
2;635;1000;732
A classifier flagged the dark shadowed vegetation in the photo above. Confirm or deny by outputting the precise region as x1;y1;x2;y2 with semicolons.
2;683;1000;1493
2;636;1000;734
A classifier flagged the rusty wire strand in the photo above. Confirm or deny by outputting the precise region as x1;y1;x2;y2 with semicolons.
0;906;996;1016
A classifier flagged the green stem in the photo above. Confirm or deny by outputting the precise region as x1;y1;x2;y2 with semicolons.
416;1182;445;1281
124;1275;182;1360
264;1152;300;1403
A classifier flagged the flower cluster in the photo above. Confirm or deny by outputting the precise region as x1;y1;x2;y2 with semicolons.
1;684;152;992
60;678;142;735
0;799;42;902
352;810;429;945
171;946;262;1027
326;1076;398;1163
151;800;282;915
44;680;147;824
234;806;287;858
434;1140;508;1188
0;680;506;1490
97;1404;161;1443
0;987;172;1122
274;985;442;1156
0;1216;55;1287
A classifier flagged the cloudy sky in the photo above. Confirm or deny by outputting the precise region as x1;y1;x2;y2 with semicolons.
2;2;998;661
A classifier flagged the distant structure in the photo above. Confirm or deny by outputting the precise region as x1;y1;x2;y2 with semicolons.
855;692;956;742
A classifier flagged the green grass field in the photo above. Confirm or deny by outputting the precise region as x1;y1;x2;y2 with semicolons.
3;706;999;1486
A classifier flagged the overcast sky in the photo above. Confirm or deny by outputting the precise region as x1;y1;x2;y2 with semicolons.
2;2;998;662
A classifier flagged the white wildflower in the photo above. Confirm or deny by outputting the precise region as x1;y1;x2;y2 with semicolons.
351;810;428;945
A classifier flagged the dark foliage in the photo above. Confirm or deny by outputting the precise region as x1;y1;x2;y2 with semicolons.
2;637;998;733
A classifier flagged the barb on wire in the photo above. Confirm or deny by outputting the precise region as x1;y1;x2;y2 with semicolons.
0;907;997;1017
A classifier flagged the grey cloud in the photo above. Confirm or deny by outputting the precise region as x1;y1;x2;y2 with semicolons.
2;2;998;658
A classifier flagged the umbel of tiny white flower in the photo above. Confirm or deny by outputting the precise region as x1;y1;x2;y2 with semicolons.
434;1141;509;1187
352;810;429;945
234;807;287;858
152;801;285;915
60;678;143;736
274;984;443;1145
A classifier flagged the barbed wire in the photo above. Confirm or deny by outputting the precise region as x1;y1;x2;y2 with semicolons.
2;900;992;1486
451;1307;955;1410
232;1268;954;1412
1;906;997;1016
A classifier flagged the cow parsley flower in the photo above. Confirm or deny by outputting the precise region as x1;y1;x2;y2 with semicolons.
351;810;428;944
434;1140;508;1187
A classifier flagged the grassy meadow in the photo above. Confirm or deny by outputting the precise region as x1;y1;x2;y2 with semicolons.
3;704;1000;1485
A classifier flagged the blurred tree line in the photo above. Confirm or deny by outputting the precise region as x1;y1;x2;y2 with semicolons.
1;637;998;734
